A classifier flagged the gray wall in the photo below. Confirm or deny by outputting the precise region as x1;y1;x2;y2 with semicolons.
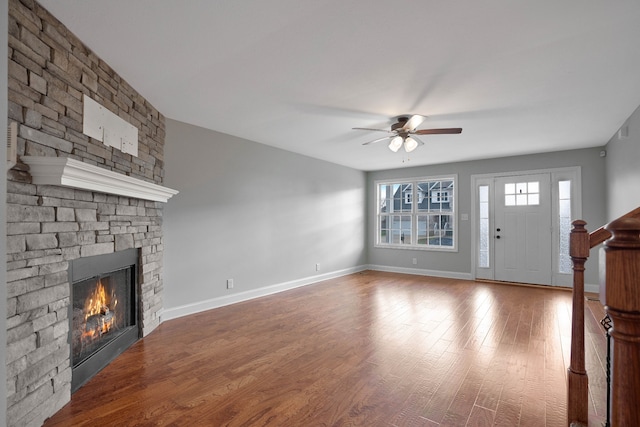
367;147;607;285
163;119;367;310
606;104;640;220
2;0;9;421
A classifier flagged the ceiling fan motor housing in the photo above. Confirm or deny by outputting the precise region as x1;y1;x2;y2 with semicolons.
391;116;410;131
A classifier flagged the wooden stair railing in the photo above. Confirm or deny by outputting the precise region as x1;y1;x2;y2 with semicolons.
568;207;640;426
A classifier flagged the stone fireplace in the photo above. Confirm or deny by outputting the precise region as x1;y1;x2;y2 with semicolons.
6;1;177;425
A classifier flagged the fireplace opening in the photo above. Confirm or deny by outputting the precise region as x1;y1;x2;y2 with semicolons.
68;248;139;393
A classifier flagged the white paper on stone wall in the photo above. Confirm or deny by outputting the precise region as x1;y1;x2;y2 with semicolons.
82;94;139;157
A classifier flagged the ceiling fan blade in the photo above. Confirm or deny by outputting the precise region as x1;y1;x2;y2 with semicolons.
353;127;395;133
414;128;463;135
362;136;393;145
402;115;425;131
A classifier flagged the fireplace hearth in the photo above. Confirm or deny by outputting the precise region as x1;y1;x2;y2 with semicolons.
68;248;140;393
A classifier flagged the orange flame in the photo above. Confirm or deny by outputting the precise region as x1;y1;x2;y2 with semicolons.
82;279;117;339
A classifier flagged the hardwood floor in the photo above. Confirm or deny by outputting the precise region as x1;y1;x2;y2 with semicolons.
44;271;607;426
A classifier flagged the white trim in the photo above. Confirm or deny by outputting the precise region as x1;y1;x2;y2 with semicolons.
374;174;458;252
159;265;368;322
366;264;473;280
22;156;179;202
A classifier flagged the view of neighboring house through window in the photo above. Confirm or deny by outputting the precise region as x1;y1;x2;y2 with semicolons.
377;177;456;250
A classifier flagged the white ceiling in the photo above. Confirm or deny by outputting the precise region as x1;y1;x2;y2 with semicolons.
38;0;640;171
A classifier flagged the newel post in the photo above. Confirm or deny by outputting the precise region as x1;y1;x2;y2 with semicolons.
604;217;640;426
568;220;590;425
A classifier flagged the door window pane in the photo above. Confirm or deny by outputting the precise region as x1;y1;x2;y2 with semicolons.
504;181;540;206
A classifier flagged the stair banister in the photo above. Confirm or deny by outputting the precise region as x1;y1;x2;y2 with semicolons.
568;220;589;426
568;207;640;426
603;217;640;426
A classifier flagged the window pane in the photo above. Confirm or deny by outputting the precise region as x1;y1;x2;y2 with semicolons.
559;216;572;273
479;185;489;203
528;181;539;193
505;195;516;206
560;199;571;218
558;180;572;274
479;218;489;266
505;183;515;195
379;185;389;212
379;216;389;244
417;215;428;245
478;184;490;267
401;215;412;244
559;180;571;200
442;228;454;247
516;194;527;205
427;214;453;246
516;182;527;194
528;194;540;205
400;184;412;212
479;250;489;268
480;202;489;218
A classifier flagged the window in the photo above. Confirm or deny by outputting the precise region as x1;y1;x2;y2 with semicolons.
558;180;572;274
377;176;456;250
504;181;539;206
478;185;490;268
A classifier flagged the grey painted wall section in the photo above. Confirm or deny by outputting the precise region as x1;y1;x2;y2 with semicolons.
163;119;367;310
606;104;640;220
367;147;607;285
2;0;9;421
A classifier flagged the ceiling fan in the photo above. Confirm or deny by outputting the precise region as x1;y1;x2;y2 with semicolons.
353;115;462;153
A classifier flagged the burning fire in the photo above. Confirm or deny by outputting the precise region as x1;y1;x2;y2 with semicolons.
83;279;118;339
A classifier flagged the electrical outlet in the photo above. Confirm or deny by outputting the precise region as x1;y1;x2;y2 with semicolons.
316;263;320;271
227;279;234;289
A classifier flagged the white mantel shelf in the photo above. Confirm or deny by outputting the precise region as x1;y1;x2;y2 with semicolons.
22;156;179;203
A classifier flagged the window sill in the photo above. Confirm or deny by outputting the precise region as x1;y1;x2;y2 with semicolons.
374;244;458;253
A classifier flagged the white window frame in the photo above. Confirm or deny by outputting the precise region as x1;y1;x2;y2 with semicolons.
375;175;458;252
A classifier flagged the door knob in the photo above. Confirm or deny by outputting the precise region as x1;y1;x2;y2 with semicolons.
496;235;501;239
496;228;501;232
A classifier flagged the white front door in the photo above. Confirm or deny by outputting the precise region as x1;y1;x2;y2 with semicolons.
493;173;552;285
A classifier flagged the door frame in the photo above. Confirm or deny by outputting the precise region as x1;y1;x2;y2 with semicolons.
470;166;582;287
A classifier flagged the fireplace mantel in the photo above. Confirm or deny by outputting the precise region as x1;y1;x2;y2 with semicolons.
22;156;179;202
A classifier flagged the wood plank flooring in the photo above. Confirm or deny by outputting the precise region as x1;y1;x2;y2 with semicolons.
44;271;607;426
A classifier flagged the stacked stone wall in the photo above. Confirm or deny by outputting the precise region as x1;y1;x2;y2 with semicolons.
6;0;167;425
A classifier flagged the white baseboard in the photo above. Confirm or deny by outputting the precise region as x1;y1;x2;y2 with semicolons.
160;266;584;323
159;265;368;322
366;264;473;281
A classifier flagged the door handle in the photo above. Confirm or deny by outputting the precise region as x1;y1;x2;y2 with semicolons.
496;228;501;232
496;235;501;239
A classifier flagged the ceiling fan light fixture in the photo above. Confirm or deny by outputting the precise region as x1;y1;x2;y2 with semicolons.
404;137;418;152
388;136;403;152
